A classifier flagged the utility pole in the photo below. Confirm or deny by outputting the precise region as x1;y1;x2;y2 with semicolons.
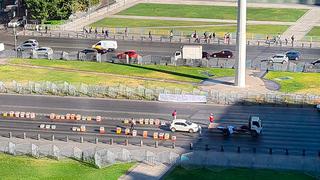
13;25;17;51
235;0;247;87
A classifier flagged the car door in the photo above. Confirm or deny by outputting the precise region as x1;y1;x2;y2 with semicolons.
174;122;183;131
180;122;188;131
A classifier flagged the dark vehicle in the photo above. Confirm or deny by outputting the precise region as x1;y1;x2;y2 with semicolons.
286;51;301;60
311;59;320;66
202;51;210;59
80;48;98;54
211;50;233;58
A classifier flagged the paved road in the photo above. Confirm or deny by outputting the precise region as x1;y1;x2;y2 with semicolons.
0;94;319;156
1;32;320;63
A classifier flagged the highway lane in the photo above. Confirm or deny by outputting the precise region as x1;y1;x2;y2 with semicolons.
0;94;319;156
1;32;320;63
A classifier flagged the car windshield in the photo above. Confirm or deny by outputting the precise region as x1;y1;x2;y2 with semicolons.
185;121;193;125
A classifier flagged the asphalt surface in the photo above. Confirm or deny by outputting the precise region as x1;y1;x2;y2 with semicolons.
0;94;319;156
1;31;320;64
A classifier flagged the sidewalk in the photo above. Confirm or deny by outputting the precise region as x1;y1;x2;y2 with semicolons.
119;163;174;180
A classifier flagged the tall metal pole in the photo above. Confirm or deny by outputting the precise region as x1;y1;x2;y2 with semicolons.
235;0;247;87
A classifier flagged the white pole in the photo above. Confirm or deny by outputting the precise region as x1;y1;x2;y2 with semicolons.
235;0;246;87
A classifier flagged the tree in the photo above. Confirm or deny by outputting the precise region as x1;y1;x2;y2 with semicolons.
24;0;49;23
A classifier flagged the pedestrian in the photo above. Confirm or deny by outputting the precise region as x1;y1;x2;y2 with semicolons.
291;35;294;46
266;34;269;40
83;26;86;33
36;24;39;32
101;28;104;34
198;125;202;135
172;110;177;120
94;27;98;34
89;27;92;34
169;29;173;40
212;32;216;39
130;118;136;133
105;29;109;37
226;32;230;44
148;31;152;40
45;26;48;33
285;38;288;45
125;27;128;37
209;113;214;123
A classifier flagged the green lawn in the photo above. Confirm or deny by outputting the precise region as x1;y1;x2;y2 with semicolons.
145;25;289;37
307;27;320;36
90;17;225;28
44;20;66;25
0;65;196;91
118;3;307;22
0;153;135;180
9;59;235;83
265;71;320;95
165;166;315;180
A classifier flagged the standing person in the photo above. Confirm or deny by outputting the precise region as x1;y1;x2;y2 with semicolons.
105;29;109;37
130;118;136;133
148;31;152;40
285;38;288;45
45;26;48;33
266;34;269;40
101;28;104;34
125;27;128;37
209;113;214;123
89;27;92;34
291;35;294;46
94;27;98;34
212;32;216;39
172;110;177;120
169;29;173;40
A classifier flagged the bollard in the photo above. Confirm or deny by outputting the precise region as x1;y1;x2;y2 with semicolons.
179;38;182;43
310;43;312;48
9;132;12;138
95;137;99;144
123;36;125;40
59;32;61;38
237;146;240;153
247;41;250;45
113;35;116;39
132;36;134;40
205;144;209;151
77;33;79;38
66;136;69;142
140;139;143;147
80;136;83;143
23;132;26;139
37;134;40;140
190;143;193;150
50;32;52;37
253;147;256;153
52;134;55;141
68;33;70;38
302;43;304;48
221;145;224;152
125;139;129;146
189;38;191;43
155;141;158;148
269;148;272;155
286;148;289;155
302;149;306;156
141;37;143;41
257;41;260;46
172;142;175;149
160;37;162;42
110;138;113;145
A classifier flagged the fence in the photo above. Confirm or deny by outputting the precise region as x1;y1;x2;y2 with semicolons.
0;141;179;168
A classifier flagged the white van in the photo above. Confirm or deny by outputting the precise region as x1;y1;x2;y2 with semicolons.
92;40;117;52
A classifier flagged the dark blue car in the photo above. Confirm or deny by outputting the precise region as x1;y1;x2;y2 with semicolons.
286;51;301;60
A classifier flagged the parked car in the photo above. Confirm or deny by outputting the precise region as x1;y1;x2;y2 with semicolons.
202;51;210;59
311;59;320;66
33;47;53;55
211;50;233;58
22;39;39;47
170;119;200;133
7;17;24;28
17;43;37;51
80;48;98;55
286;51;301;60
269;54;288;64
117;50;139;59
316;104;320;112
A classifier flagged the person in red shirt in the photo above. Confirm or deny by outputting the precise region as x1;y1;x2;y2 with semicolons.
209;113;214;123
172;110;177;120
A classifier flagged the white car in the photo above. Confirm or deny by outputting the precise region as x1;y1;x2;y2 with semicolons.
33;47;53;55
23;39;39;47
170;119;200;133
269;54;289;64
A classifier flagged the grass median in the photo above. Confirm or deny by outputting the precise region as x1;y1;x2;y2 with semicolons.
0;153;135;180
90;18;225;28
165;166;315;180
9;59;235;83
118;3;307;22
265;71;320;95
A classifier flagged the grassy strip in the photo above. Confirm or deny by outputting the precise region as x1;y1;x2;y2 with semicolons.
165;166;315;180
145;25;289;37
0;153;135;180
118;3;307;22
9;59;235;83
265;71;320;95
90;18;225;28
0;65;195;91
306;26;320;36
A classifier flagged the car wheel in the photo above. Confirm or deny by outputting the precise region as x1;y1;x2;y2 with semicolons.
171;127;176;132
282;60;286;64
189;129;194;133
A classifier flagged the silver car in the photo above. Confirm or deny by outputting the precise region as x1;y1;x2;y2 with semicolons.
17;43;37;51
22;39;39;47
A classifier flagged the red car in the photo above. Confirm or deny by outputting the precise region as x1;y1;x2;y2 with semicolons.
211;50;233;58
116;50;139;59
